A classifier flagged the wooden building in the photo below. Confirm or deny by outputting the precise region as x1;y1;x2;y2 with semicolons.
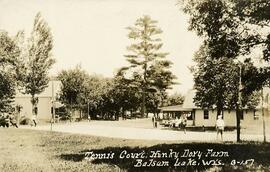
160;89;270;128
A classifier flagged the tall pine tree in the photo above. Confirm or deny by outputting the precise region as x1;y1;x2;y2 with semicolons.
123;15;176;116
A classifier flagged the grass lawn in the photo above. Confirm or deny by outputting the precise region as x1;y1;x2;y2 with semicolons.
0;128;270;172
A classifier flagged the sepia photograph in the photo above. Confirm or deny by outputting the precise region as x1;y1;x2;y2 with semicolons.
0;0;270;171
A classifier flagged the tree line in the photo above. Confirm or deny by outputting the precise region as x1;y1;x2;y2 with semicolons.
57;65;183;120
0;13;182;120
57;16;182;120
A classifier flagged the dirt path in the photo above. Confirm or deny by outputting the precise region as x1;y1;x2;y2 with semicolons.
20;120;270;142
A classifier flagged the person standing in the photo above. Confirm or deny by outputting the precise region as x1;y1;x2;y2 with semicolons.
216;115;225;141
152;116;155;128
4;114;10;128
32;114;37;127
9;112;18;128
181;114;187;134
154;116;158;128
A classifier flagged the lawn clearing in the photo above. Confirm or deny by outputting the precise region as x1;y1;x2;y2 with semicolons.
0;128;269;172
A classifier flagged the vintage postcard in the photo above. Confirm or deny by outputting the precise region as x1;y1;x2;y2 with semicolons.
0;0;269;171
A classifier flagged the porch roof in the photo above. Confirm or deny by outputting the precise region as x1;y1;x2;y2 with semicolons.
160;105;193;112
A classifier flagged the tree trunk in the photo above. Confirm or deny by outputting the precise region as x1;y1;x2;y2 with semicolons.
141;96;145;118
69;108;72;122
92;112;97;120
236;108;241;142
31;95;38;116
115;112;119;121
79;109;82;120
216;108;222;118
122;108;125;120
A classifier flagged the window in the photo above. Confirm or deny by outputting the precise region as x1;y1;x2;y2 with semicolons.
204;110;209;119
254;110;259;120
34;107;38;115
187;112;193;120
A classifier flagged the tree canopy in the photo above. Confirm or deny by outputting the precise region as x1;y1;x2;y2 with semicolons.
0;31;21;112
179;0;270;141
58;66;88;111
193;45;260;112
164;92;185;106
23;13;55;116
58;66;123;120
180;0;270;62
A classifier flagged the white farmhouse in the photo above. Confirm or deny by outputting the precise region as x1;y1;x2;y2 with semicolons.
14;80;62;121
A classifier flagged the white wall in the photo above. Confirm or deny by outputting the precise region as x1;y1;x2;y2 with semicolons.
15;97;53;121
223;110;236;127
193;109;270;128
194;109;216;127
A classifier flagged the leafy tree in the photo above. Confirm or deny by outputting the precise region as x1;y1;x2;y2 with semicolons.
99;78;121;120
123;15;176;116
0;31;20;65
192;45;261;141
180;0;270;142
0;73;16;112
232;0;270;61
112;71;141;118
57;66;88;119
23;13;55;117
164;92;185;106
180;0;270;77
192;46;237;114
82;74;109;119
58;66;130;121
90;77;116;120
145;91;164;116
180;0;270;86
0;31;21;112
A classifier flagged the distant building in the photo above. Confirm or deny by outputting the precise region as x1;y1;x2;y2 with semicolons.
160;89;270;128
14;80;62;121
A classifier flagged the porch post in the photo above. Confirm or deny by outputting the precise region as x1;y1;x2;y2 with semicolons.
192;110;195;126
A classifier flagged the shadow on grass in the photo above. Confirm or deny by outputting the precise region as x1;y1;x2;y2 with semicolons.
60;142;270;172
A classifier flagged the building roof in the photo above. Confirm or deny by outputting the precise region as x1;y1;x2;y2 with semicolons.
160;105;194;112
161;87;270;112
160;105;184;112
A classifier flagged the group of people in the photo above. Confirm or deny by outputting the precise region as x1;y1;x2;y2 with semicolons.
32;114;37;127
180;114;188;134
0;113;18;128
151;114;225;141
0;111;38;128
152;114;188;133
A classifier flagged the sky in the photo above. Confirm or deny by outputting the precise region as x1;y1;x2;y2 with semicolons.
0;0;202;94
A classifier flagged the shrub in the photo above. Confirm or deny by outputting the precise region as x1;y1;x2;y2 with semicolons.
20;116;31;125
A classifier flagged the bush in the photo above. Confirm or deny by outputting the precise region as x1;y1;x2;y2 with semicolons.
20;117;31;125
